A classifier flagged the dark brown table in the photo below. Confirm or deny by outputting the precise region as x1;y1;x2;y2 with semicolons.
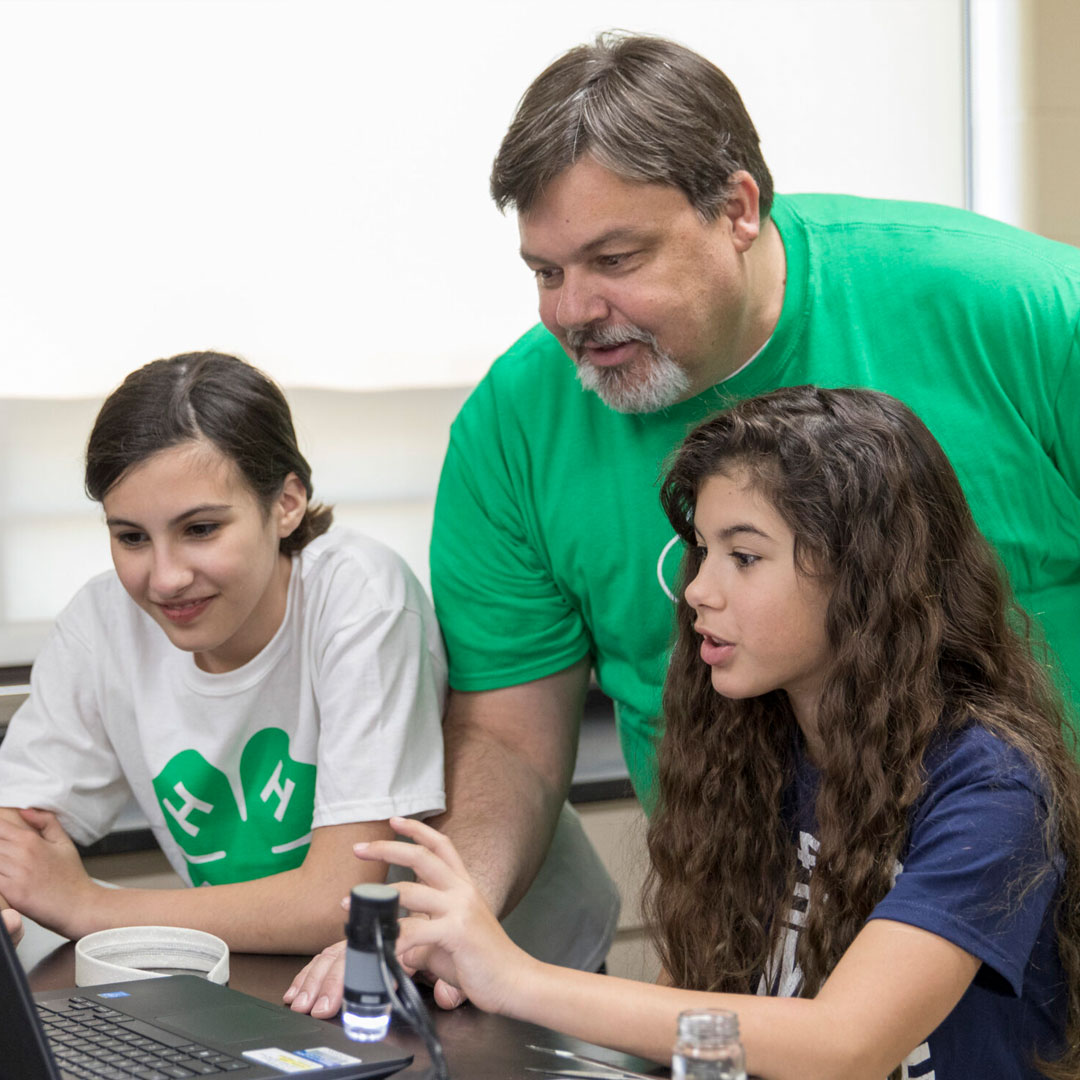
26;943;666;1079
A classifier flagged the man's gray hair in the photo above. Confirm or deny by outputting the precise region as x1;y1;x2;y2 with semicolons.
491;32;774;221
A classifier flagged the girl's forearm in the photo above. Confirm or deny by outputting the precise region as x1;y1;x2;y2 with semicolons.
75;821;397;952
81;867;358;953
500;961;880;1080
502;920;979;1080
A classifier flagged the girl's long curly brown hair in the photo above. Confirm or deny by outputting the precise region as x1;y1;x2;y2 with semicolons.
644;385;1080;1078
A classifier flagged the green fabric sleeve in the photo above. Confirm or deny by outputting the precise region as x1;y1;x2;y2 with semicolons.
431;376;592;691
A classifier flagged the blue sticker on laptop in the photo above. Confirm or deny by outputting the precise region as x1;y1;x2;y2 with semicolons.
242;1047;323;1072
295;1047;364;1066
97;991;131;998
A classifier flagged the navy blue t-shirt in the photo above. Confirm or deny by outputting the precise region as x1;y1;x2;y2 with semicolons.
761;726;1066;1079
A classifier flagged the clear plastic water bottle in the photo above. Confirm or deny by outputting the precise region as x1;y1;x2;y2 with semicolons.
671;1009;747;1080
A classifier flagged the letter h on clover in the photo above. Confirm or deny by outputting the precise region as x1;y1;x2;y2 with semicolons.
152;728;317;886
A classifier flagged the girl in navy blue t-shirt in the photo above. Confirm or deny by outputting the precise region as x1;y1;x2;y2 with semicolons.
291;386;1080;1080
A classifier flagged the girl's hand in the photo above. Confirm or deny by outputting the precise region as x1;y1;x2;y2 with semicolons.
0;809;98;938
351;816;537;1016
284;920;468;1016
285;817;538;1017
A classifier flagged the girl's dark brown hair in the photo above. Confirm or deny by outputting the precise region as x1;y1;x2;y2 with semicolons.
645;385;1080;1078
85;351;332;554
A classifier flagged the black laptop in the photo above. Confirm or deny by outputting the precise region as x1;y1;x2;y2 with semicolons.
1;920;412;1080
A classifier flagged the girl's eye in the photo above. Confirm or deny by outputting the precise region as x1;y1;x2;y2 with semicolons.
115;531;147;547
732;551;760;569
187;522;220;539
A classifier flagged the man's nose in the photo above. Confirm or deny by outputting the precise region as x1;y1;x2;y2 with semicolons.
554;272;609;331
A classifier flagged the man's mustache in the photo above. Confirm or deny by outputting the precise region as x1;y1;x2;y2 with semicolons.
565;322;659;357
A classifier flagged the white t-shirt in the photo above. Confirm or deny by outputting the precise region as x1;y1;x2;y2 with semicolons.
0;528;446;886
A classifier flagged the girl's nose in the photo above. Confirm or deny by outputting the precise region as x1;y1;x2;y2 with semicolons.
685;562;723;612
150;547;195;596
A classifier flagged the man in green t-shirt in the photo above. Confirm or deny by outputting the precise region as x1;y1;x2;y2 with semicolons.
426;30;1080;973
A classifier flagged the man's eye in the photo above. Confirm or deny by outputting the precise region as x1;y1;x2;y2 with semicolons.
533;267;562;287
597;251;639;270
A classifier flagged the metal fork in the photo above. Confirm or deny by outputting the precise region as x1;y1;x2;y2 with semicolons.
526;1043;661;1080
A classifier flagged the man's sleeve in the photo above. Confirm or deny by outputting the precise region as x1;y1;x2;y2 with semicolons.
430;383;592;691
1048;314;1080;498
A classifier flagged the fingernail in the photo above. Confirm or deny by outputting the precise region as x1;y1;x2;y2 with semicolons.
283;986;296;1002
295;992;310;1009
353;842;370;852
315;996;330;1014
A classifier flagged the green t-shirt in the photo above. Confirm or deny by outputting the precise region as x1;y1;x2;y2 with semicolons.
431;194;1080;807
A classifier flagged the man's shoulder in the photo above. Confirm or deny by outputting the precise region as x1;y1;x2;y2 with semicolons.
451;323;597;440
777;191;1005;232
469;323;570;398
776;192;1080;272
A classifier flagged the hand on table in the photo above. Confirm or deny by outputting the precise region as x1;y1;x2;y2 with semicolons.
0;808;98;938
285;929;469;1017
285;817;534;1018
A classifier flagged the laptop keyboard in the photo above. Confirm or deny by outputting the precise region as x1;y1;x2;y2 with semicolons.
37;996;250;1078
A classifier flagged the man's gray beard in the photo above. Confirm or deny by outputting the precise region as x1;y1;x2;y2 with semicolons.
570;328;691;414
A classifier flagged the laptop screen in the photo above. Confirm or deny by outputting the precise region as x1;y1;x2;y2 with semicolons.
0;916;61;1080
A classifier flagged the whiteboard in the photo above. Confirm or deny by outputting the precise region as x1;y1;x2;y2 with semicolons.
0;0;965;396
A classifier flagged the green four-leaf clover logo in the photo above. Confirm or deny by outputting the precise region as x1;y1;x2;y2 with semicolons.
152;728;316;886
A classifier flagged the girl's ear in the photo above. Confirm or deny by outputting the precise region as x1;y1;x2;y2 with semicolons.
275;473;309;538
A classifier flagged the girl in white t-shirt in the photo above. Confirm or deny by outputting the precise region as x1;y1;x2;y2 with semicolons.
0;351;446;953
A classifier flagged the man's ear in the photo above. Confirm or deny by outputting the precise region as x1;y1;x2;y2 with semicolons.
720;170;762;252
276;473;309;539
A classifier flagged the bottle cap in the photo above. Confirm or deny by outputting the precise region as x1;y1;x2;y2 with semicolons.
676;1008;740;1046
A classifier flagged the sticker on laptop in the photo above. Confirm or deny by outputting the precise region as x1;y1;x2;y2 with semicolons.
96;991;131;998
241;1047;324;1072
295;1047;364;1066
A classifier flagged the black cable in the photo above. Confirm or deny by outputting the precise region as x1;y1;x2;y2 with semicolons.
374;920;450;1080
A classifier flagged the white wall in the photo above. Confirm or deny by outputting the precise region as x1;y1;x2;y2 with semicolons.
0;0;968;664
0;0;965;397
969;0;1080;246
0;386;470;663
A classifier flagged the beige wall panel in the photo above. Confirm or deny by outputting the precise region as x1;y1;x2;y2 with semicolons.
606;928;663;985
1029;0;1080;110
576;799;650;930
1028;115;1080;246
